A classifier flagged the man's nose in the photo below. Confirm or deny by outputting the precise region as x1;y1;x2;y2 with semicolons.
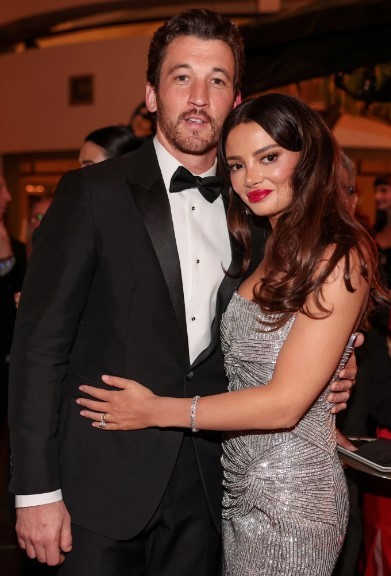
188;79;209;108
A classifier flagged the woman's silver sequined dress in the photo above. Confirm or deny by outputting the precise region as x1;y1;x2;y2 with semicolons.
221;292;352;576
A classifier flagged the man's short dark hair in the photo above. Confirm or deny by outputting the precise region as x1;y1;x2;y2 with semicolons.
147;9;244;97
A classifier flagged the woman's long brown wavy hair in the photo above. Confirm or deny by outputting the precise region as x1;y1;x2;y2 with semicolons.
217;93;389;328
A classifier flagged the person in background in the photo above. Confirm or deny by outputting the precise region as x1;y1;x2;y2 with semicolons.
335;159;391;576
374;174;391;234
26;194;54;258
340;154;370;229
341;153;359;216
361;177;391;576
128;101;156;138
13;193;54;310
9;10;357;575
373;174;391;287
334;155;372;576
0;173;26;427
79;125;146;167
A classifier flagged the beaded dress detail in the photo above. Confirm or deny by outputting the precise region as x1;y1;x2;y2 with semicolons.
221;292;353;576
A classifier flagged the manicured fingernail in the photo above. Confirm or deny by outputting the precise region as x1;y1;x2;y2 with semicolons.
102;375;109;382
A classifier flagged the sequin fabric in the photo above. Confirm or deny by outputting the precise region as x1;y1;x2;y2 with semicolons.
221;292;352;576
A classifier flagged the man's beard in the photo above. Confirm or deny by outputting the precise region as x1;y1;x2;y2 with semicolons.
156;98;220;156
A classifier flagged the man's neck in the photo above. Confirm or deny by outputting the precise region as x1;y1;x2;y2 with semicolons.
156;132;217;175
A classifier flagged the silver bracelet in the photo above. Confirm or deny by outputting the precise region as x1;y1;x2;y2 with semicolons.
190;395;200;433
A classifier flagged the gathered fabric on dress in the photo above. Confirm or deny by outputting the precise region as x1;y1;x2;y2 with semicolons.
221;292;354;576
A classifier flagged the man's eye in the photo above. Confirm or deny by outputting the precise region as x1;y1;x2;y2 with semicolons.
212;78;225;85
175;75;188;82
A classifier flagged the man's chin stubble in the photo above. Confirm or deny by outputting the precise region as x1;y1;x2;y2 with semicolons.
169;131;218;156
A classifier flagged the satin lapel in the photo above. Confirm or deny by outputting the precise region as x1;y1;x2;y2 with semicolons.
125;143;188;352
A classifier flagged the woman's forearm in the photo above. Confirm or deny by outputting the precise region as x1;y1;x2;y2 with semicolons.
154;386;298;432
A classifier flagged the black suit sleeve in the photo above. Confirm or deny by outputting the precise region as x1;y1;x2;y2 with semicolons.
8;170;96;495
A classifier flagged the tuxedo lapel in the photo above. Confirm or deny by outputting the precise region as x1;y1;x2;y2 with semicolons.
126;142;188;352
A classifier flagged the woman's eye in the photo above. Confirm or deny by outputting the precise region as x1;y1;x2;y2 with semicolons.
262;153;278;163
228;163;243;172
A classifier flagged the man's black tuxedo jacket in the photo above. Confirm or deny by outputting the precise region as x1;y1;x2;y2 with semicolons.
9;139;266;540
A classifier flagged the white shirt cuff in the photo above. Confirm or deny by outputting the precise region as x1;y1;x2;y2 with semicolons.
15;489;63;508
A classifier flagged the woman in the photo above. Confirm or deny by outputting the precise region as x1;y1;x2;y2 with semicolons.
78;125;146;167
77;94;387;574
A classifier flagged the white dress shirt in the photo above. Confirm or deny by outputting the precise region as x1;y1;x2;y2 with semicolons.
155;137;231;363
16;137;231;507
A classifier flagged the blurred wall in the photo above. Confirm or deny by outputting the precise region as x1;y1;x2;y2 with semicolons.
0;34;150;153
0;0;109;25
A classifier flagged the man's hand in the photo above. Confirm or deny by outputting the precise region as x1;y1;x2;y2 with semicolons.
328;333;364;414
16;500;72;566
336;429;357;451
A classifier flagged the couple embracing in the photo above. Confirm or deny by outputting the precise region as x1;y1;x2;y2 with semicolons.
9;9;386;576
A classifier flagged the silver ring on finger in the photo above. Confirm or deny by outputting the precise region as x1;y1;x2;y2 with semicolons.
99;413;107;429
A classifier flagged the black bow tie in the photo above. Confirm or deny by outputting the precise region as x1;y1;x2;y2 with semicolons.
169;166;222;203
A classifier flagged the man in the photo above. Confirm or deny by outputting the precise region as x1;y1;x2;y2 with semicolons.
0;174;26;425
8;10;355;575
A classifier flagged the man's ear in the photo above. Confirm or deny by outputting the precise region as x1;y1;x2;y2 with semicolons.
145;83;157;113
233;92;242;109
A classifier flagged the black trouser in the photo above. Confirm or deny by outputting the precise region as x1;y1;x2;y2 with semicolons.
58;435;221;576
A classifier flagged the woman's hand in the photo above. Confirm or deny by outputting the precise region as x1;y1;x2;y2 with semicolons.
77;375;158;430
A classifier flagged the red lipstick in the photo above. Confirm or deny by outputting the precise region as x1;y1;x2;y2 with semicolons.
247;189;272;203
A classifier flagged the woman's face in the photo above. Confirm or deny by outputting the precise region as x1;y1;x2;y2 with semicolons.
225;121;300;226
